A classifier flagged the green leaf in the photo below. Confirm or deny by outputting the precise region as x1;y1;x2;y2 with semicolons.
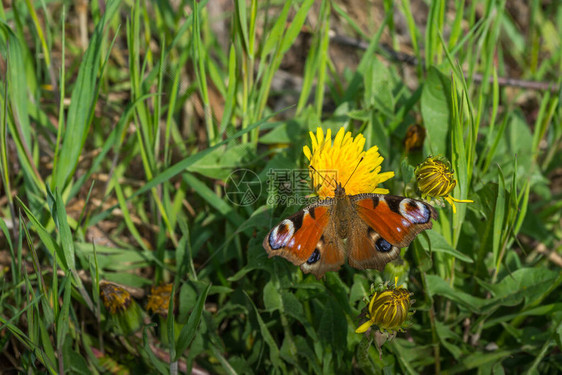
0;22;44;193
89;112;275;226
141;324;168;374
247;292;282;369
318;298;347;351
56;276;73;349
263;281;282;312
435;320;463;359
261;1;291;57
477;268;560;307
16;197;67;270
493;170;507;269
53;0;121;190
174;283;211;361
182;172;244;225
421;67;451;156
0;22;31;144
483;303;562;329
425;275;487;313
52;188;76;270
234;0;250;54
446;350;516;373
418;230;474;263
365;59;394;117
0;218;13;253
279;0;314;54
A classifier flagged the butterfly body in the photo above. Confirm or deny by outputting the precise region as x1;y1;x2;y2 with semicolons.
263;184;437;278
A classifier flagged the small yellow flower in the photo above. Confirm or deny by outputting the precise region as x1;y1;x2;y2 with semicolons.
100;281;132;315
355;279;413;334
415;155;473;213
303;127;394;198
100;280;143;335
146;283;174;316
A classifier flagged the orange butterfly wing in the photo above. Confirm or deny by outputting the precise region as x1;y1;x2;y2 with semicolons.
347;222;401;271
344;194;437;271
352;194;438;247
264;205;328;265
263;203;345;278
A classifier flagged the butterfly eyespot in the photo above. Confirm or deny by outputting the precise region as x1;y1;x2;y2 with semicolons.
307;249;321;264
375;237;393;253
268;219;295;250
399;199;431;224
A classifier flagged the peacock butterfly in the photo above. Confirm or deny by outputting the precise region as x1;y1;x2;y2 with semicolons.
263;182;437;279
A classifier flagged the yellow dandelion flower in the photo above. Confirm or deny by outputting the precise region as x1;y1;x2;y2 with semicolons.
100;280;132;315
355;279;413;334
415;155;473;214
100;280;143;335
147;283;174;316
303;127;394;198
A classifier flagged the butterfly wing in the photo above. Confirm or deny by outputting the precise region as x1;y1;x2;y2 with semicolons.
347;218;401;271
352;194;437;247
263;202;345;279
347;194;437;270
298;224;345;279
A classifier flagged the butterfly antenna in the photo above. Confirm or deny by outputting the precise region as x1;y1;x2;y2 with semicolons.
343;157;364;188
309;165;337;190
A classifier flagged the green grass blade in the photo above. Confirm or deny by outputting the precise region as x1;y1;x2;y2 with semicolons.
16;196;68;270
52;0;121;190
493;170;507;276
173;283;211;361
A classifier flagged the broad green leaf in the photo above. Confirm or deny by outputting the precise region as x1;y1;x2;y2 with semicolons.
62;335;89;373
446;350;516;374
259;122;302;144
421;67;451;156
435;320;463;359
0;22;31;144
483;303;562;329
263;281;282;312
188;143;256;180
318;298;347;351
263;281;283;312
0;22;44;193
477;268;560;307
365;59;394;118
418;229;474;263
425;274;487;312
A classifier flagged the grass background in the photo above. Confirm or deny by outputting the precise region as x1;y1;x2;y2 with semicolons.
0;0;561;373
